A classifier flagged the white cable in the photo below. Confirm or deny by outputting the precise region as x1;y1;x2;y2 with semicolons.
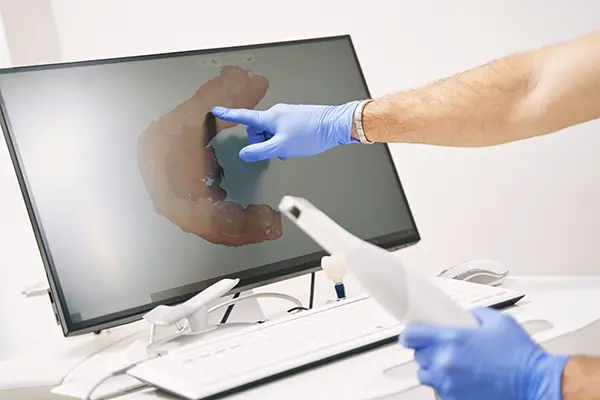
147;323;156;346
84;373;114;400
83;363;143;400
208;292;303;315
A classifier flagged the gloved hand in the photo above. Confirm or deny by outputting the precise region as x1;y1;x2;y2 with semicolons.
399;307;569;400
212;101;361;162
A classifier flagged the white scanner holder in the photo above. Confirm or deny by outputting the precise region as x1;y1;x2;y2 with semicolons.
141;278;303;357
143;278;240;333
141;278;249;357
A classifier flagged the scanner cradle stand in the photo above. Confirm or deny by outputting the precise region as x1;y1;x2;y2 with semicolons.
140;278;304;358
141;278;249;357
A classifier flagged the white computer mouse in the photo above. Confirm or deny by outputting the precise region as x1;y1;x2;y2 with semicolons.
438;259;509;286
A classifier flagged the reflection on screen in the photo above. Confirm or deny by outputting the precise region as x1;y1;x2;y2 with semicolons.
0;38;417;326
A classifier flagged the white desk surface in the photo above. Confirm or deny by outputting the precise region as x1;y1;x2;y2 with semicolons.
3;276;600;400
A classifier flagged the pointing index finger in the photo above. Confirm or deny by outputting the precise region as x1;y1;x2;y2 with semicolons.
212;106;266;128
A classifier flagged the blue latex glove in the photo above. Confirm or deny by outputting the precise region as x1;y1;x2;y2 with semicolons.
212;101;361;162
399;307;568;400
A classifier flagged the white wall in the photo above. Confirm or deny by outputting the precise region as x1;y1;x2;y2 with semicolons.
1;0;599;360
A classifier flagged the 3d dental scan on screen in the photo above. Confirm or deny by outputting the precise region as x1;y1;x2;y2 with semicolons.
137;66;282;247
0;36;420;336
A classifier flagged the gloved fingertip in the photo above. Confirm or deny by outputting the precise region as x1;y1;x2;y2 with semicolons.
417;368;436;388
211;106;227;116
239;149;262;163
398;325;451;349
470;306;501;324
398;332;418;348
239;152;255;163
278;156;288;161
397;333;406;345
471;307;499;319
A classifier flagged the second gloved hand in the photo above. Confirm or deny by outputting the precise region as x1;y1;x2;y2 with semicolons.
400;307;568;400
212;101;361;162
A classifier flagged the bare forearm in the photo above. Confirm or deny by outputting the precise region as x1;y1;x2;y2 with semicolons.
356;31;600;146
562;356;600;399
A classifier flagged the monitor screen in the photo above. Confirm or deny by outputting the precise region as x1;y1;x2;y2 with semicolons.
0;35;419;335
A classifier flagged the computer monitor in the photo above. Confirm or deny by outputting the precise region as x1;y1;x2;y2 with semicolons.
0;35;420;336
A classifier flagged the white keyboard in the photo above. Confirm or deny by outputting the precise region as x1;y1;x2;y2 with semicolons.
128;278;524;399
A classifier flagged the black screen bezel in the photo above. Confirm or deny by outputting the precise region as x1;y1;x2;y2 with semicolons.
0;34;421;336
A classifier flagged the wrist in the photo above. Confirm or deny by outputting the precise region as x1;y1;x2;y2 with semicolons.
350;101;371;143
526;352;569;400
333;100;366;144
560;356;600;400
351;98;388;143
322;100;361;145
